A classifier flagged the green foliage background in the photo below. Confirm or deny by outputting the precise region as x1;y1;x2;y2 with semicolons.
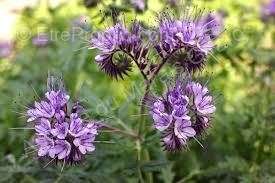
0;0;274;182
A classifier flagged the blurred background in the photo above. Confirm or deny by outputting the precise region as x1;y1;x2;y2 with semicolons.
0;0;274;182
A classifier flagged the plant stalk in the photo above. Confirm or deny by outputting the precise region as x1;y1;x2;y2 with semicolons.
136;56;169;183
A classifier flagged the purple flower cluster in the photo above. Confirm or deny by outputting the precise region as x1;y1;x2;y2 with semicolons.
149;80;215;151
155;13;222;72
90;22;147;79
27;89;99;164
0;41;13;58
261;0;275;22
131;0;146;12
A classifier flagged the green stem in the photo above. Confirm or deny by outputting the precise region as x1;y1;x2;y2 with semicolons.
138;81;151;135
98;122;139;139
136;56;169;183
136;140;145;183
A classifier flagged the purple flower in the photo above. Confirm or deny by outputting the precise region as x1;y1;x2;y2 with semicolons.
198;12;225;40
172;105;189;120
33;111;98;163
27;89;69;122
149;79;215;151
27;78;100;165
174;119;196;140
155;12;221;72
162;128;187;151
35;135;54;157
187;82;216;115
153;111;173;131
35;118;51;136
27;101;55;122
69;113;87;137
32;33;50;47
261;0;275;22
45;90;69;111
51;122;69;139
33;112;98;163
73;133;96;154
90;22;147;79
167;83;189;107
49;140;71;160
0;41;13;58
131;0;146;12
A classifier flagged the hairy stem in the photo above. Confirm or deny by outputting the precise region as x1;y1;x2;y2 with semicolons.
96;122;139;139
136;80;152;183
136;56;169;183
138;81;151;135
149;57;168;82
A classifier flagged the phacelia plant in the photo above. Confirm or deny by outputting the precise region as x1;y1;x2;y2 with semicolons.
148;79;216;151
90;8;222;156
23;6;223;182
25;76;138;166
26;77;99;164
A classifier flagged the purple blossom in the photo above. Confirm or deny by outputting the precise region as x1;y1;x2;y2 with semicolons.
198;12;225;40
167;84;189;107
162;128;187;151
51;122;69;139
152;111;173;131
73;133;96;154
174;119;196;140
149;79;215;151
155;12;222;72
32;33;50;47
32;111;98;163
27;79;100;165
27;90;68;122
69;113;87;137
35;135;54;157
45;90;69;111
27;101;55;122
35;118;51;136
261;0;275;22
131;0;146;12
90;22;147;79
0;41;13;58
187;82;216;115
49;140;71;160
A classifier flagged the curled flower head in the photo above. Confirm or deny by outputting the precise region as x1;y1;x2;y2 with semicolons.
27;77;99;165
155;10;222;72
148;78;215;151
90;22;148;79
